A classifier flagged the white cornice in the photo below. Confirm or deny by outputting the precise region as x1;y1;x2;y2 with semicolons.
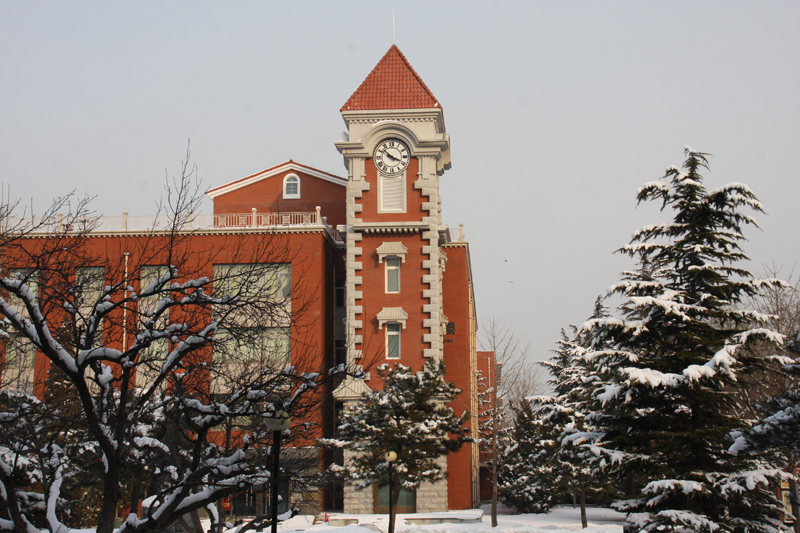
336;112;451;175
376;241;409;263
351;221;430;234
26;225;344;246
377;307;409;328
340;108;445;132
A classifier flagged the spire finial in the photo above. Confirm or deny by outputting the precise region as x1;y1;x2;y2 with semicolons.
392;8;396;45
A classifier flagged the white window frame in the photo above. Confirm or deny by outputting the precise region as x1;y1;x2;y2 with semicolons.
385;257;401;293
378;172;406;213
385;322;401;359
283;173;300;199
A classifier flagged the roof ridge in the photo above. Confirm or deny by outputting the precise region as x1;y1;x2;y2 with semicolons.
340;45;441;112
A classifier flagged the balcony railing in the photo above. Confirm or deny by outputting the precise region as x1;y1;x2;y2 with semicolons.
6;207;343;242
447;223;466;243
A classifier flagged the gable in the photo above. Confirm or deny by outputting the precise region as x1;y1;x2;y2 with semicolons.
206;160;346;200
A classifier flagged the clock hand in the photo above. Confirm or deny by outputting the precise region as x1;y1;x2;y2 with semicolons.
384;151;400;163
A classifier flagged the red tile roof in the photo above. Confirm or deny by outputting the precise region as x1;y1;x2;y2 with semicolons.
341;45;441;112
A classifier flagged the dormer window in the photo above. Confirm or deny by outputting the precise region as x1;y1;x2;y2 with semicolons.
283;174;300;199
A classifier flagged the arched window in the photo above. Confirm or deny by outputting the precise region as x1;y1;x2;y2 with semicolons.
283;174;300;199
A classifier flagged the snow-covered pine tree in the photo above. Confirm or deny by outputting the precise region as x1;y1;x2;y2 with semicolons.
498;398;565;513
320;360;471;531
579;148;784;532
548;298;613;527
732;335;800;532
498;299;612;522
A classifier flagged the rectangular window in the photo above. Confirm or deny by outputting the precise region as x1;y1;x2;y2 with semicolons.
386;323;401;359
335;279;345;308
265;327;291;365
379;174;405;213
385;257;400;293
136;266;170;389
76;266;105;314
75;266;105;348
7;269;38;316
214;327;290;366
3;333;35;393
335;339;346;366
213;263;291;326
267;264;291;299
214;264;290;300
139;266;170;323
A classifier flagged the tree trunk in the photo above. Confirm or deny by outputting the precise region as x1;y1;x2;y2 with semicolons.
580;488;587;529
129;472;142;521
0;468;29;533
791;476;800;533
491;385;499;527
97;465;123;533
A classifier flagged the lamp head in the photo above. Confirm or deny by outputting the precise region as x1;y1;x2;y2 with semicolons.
265;410;291;432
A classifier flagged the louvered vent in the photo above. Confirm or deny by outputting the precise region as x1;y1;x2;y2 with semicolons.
381;175;404;212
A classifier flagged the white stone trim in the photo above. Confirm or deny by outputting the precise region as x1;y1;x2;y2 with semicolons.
333;374;372;401
346;224;364;361
376;242;408;263
415;456;449;512
376;307;408;329
342;449;376;513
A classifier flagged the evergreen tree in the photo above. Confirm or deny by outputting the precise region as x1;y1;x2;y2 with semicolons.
320;360;471;531
498;299;613;523
578;148;784;532
498;398;565;513
732;334;800;532
550;298;613;527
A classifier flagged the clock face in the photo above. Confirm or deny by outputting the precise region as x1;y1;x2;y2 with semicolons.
374;139;410;176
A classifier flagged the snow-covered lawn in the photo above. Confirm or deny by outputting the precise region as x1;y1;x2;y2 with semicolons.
211;504;626;533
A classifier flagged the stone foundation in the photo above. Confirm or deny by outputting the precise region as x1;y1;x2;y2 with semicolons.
341;452;449;513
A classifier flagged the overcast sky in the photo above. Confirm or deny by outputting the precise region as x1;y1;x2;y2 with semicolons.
2;1;798;364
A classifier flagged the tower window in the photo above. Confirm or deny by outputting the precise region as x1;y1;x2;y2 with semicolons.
385;257;400;293
386;323;401;359
283;174;300;199
335;279;345;307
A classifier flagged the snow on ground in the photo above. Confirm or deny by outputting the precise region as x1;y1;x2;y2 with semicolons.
204;504;625;533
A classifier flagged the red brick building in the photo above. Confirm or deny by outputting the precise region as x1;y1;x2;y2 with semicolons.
1;45;486;514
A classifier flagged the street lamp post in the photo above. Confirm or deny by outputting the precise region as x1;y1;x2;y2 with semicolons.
265;410;291;533
385;451;397;533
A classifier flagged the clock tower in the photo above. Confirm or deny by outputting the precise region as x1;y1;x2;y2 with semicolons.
334;45;457;513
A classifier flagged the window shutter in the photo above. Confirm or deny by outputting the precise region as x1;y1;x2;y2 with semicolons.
381;175;404;211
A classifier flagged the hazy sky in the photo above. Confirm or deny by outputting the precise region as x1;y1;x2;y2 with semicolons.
2;1;798;364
